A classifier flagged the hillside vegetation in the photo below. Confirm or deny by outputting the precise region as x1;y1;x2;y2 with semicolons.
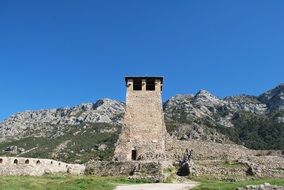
0;123;120;163
215;111;284;150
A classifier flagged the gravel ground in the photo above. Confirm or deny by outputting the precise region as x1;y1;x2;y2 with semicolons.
115;182;199;190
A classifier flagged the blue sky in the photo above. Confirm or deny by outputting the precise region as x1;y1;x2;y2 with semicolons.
0;0;283;120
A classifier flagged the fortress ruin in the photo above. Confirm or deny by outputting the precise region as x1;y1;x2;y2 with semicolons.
0;76;283;180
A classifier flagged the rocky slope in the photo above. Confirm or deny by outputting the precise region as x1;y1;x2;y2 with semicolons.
259;83;284;110
164;91;268;128
163;91;270;143
0;84;283;162
164;84;284;149
0;99;124;142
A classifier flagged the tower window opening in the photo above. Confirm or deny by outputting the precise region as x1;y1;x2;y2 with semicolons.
133;79;142;91
0;158;3;163
14;159;18;164
146;79;155;91
131;149;137;160
25;159;29;164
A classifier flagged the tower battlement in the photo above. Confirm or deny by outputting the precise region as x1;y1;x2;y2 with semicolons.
125;76;163;92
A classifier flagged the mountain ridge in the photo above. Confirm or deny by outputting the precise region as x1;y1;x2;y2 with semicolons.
0;84;283;162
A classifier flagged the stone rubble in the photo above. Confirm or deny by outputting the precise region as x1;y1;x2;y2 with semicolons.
238;183;284;190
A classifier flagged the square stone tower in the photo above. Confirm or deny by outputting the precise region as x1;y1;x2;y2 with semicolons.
113;76;167;161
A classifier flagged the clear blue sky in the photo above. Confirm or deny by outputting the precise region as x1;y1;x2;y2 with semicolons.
0;0;283;121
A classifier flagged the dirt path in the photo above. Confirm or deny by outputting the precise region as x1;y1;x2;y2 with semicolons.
16;147;38;156
115;182;199;190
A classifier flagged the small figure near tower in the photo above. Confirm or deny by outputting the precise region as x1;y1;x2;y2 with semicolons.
114;76;167;161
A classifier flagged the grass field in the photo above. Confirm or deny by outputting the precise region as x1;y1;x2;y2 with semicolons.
192;177;284;190
0;175;149;190
0;175;283;190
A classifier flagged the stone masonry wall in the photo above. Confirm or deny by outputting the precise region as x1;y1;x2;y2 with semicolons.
166;139;284;179
114;78;167;161
0;157;85;176
239;156;284;178
238;184;284;190
85;160;171;182
166;138;258;160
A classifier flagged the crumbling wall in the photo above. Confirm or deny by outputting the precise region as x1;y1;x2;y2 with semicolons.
85;161;171;182
166;139;258;160
238;156;284;178
0;157;85;176
238;184;284;190
166;139;284;179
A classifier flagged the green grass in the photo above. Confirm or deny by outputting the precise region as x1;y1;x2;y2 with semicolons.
0;175;148;190
192;177;284;190
0;175;284;190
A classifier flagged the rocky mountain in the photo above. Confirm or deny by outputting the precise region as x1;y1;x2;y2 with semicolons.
0;84;283;162
0;98;124;142
164;84;284;149
259;84;284;110
164;84;284;127
0;99;125;163
164;91;268;127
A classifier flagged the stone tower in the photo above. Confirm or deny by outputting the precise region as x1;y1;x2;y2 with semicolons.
114;76;167;161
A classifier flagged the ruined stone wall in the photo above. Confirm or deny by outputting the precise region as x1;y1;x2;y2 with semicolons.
85;160;171;182
166;139;258;160
194;160;248;179
238;184;284;190
0;157;85;176
238;156;284;178
167;139;284;179
114;78;167;161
